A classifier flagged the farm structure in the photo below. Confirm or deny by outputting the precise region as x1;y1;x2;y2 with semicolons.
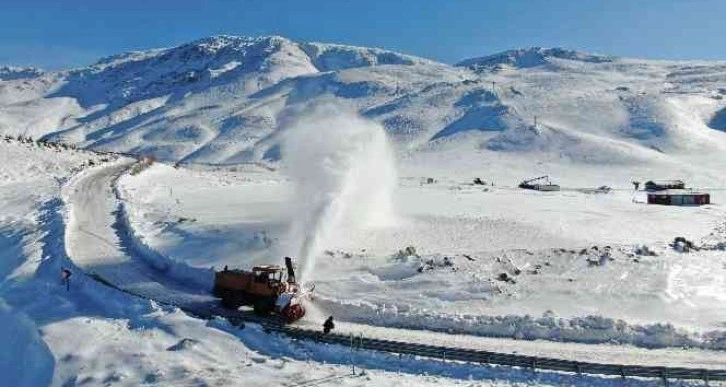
647;190;710;206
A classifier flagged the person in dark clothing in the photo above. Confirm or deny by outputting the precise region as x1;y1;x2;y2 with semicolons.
323;316;335;334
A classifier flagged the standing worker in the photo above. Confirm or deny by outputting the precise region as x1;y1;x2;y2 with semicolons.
61;268;72;291
323;316;335;334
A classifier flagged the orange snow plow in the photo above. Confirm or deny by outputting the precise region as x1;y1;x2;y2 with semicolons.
213;257;313;323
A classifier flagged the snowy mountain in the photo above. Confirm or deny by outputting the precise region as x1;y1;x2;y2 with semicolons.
0;66;44;81
455;47;614;70
1;36;725;170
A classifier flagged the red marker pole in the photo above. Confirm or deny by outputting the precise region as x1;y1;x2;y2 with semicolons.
61;268;72;291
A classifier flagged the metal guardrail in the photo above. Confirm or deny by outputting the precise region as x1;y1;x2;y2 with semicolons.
261;323;726;384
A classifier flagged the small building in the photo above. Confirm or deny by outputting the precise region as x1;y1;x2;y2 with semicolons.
644;180;685;191
647;190;710;206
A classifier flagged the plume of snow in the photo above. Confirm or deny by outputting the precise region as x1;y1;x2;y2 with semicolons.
281;103;397;281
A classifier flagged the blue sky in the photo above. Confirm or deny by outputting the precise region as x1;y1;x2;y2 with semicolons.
1;0;724;69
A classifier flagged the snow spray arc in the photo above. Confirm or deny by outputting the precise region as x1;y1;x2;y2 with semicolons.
281;105;397;281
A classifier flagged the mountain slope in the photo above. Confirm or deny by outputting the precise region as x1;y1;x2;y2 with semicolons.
1;37;725;171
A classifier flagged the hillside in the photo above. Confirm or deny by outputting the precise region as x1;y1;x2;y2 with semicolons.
1;36;725;176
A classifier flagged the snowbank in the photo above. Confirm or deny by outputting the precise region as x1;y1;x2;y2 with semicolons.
314;297;726;351
210;319;707;387
0;300;54;387
112;168;214;290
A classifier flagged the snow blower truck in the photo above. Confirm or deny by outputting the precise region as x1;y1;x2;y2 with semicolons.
213;257;313;323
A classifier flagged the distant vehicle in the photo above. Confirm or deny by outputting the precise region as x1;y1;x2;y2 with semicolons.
579;186;612;194
213;257;313;323
519;175;560;191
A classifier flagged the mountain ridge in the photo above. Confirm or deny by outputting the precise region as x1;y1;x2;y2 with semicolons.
0;35;725;172
9;36;725;74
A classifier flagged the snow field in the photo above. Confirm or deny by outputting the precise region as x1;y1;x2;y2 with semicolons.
119;160;726;352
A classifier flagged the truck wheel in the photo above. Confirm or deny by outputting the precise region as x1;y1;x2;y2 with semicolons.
253;300;273;315
220;291;244;309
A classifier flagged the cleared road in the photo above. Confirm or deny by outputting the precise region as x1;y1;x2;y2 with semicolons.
63;160;214;308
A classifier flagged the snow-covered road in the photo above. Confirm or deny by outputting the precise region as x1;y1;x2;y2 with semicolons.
63;160;215;308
